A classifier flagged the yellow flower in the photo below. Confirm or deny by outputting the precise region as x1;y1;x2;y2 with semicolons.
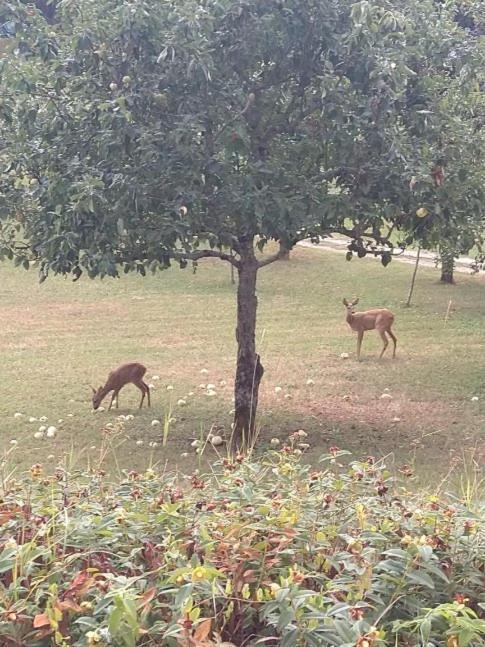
192;566;208;581
401;535;414;546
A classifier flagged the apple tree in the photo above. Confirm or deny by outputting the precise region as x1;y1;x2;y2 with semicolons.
1;0;483;448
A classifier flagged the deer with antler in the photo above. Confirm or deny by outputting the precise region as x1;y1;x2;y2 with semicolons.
343;298;397;361
91;362;151;410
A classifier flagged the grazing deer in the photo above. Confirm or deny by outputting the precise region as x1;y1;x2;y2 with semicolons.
343;298;397;360
91;362;151;410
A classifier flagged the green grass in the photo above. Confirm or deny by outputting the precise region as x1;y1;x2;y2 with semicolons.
0;245;483;478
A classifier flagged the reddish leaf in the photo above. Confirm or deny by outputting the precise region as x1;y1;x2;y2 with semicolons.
57;599;83;613
62;570;95;600
33;613;50;628
0;511;15;525
193;618;212;642
138;587;156;615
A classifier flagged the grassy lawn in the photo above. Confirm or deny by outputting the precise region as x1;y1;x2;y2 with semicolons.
0;245;483;480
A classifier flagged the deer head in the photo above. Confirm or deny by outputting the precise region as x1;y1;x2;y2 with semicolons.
342;297;359;314
91;386;104;410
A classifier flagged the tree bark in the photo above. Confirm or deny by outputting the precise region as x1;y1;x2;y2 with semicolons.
231;238;264;452
279;240;290;260
440;245;455;284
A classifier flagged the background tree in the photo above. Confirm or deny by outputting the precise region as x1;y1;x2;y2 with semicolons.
1;0;483;449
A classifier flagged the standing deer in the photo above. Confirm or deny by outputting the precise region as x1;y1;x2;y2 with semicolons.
91;362;151;410
343;298;397;360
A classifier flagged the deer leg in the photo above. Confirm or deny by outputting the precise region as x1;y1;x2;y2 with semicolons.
143;381;151;407
356;330;364;361
108;391;117;411
378;330;389;358
388;329;397;358
135;381;146;409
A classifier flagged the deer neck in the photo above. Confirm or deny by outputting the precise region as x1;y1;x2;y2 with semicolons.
346;311;355;326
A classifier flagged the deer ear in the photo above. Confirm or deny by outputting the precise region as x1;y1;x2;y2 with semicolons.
342;298;348;306
352;298;359;305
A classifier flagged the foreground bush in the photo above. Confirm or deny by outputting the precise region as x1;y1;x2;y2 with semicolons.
0;441;484;646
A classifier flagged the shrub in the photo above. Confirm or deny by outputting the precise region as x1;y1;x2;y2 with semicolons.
0;442;483;646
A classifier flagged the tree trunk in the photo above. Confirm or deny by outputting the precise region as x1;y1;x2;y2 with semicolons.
231;239;264;452
279;240;290;260
440;245;455;284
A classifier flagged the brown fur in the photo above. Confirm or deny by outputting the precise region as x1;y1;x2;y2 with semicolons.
91;362;151;410
343;298;397;360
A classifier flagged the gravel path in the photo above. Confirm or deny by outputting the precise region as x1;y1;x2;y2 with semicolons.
297;238;483;276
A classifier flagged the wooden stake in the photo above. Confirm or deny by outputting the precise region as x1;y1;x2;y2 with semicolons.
444;299;453;323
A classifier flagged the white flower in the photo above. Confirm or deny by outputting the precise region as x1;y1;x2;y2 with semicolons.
181;452;189;458
219;380;227;387
125;414;134;421
152;375;160;381
117;415;126;421
187;392;195;397
38;425;47;433
270;438;280;447
169;417;177;424
206;383;216;390
296;429;308;438
211;435;224;447
149;441;159;448
284;393;292;400
293;448;302;456
306;378;315;386
39;416;48;423
57;419;63;424
392;417;401;423
299;443;310;450
471;396;479;402
229;408;235;415
33;431;44;440
340;352;350;359
148;383;155;389
166;385;174;391
206;390;216;397
10;439;18;445
196;448;202;454
136;440;144;446
200;368;209;375
380;393;393;400
98;406;105;412
28;417;37;423
47;454;55;460
151;419;161;427
67;413;74;418
14;412;23;419
274;386;282;394
46;426;57;438
191;440;201;448
177;399;187;407
90;446;97;450
198;383;206;389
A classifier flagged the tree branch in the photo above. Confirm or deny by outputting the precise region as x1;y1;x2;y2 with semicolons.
257;241;290;268
169;248;240;268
